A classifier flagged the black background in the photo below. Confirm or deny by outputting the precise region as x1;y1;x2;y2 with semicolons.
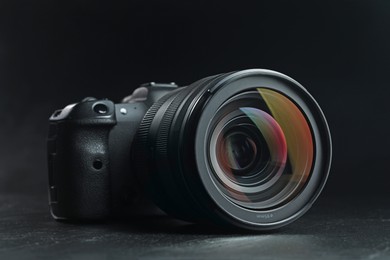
1;0;389;200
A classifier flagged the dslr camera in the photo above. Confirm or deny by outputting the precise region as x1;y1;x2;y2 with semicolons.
47;69;332;231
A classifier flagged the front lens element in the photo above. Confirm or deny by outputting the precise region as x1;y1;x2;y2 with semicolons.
208;88;314;209
222;129;258;171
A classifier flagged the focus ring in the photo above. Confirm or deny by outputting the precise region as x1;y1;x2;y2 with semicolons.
151;75;228;221
155;73;232;159
133;89;181;181
154;86;194;156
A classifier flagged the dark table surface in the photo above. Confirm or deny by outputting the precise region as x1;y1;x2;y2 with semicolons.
0;194;389;260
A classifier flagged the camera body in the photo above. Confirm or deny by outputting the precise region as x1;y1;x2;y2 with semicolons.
48;83;178;220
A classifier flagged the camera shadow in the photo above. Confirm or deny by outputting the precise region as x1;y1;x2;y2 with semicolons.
101;215;281;236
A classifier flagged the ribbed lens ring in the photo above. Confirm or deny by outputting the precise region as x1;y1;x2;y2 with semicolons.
133;74;227;221
132;88;182;177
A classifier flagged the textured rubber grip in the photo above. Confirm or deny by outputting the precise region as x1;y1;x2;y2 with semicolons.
48;117;115;220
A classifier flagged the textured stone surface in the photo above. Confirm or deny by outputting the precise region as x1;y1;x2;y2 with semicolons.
0;194;389;259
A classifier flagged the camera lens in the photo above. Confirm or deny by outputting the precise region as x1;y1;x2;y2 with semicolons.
134;69;332;231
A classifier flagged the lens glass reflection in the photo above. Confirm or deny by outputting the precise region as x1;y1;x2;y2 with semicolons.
208;88;314;209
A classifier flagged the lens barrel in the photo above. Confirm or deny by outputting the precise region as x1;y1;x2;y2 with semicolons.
133;69;332;230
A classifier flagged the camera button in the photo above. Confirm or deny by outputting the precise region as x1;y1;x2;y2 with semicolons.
120;108;127;115
93;103;109;114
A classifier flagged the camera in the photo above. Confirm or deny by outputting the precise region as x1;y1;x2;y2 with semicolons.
47;69;332;231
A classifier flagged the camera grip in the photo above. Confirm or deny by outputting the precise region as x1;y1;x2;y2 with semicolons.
48;103;116;220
